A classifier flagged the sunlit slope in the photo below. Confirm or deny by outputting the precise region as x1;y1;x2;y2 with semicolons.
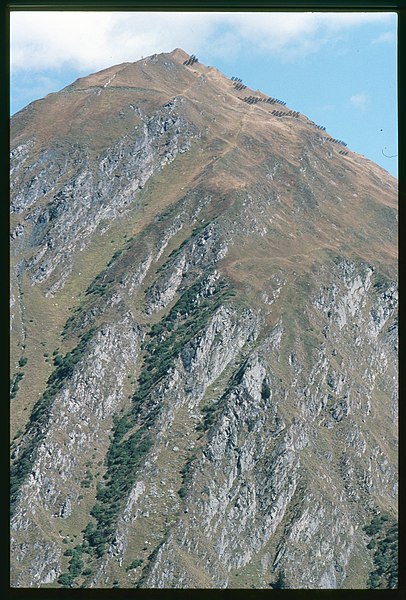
10;49;397;590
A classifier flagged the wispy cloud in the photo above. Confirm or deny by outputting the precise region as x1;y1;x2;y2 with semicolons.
350;92;369;110
372;31;395;44
11;11;394;72
321;104;336;111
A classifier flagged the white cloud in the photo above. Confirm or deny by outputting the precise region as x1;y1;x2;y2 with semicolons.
10;11;394;72
10;12;225;73
350;92;369;110
372;31;395;44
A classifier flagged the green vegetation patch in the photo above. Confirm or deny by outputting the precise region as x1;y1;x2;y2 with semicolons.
364;513;398;589
10;371;24;400
81;425;153;559
84;272;108;297
178;453;197;499
58;545;85;588
261;379;271;400
372;271;391;292
270;569;287;589
126;559;143;571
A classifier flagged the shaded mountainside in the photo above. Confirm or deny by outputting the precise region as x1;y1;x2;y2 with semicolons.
10;49;397;589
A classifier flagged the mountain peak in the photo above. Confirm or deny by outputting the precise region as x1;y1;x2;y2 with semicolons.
10;48;398;591
168;47;190;62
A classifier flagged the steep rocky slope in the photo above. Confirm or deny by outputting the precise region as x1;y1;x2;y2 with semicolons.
10;49;398;589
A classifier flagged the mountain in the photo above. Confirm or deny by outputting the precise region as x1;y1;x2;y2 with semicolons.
10;49;398;589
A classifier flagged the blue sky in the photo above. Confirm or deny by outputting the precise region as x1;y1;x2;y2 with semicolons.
10;11;397;177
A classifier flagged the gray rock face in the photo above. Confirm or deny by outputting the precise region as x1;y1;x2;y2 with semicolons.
11;141;72;213
90;304;260;586
141;352;303;588
145;223;228;314
11;101;200;295
11;313;141;585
